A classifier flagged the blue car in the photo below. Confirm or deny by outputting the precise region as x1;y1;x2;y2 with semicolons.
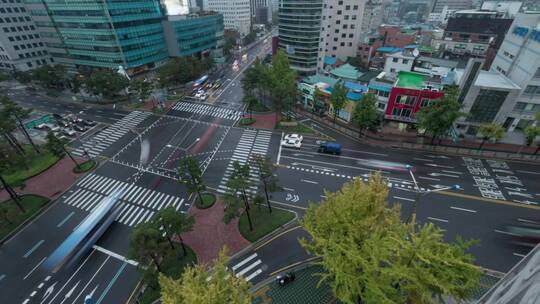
318;142;341;155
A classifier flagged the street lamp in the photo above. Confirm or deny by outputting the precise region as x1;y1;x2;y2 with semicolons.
405;165;460;223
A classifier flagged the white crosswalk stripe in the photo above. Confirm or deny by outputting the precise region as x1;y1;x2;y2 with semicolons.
62;173;186;227
72;111;151;157
171;101;242;120
230;253;264;282
218;130;273;195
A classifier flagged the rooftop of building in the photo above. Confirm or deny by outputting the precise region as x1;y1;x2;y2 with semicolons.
377;46;403;53
166;10;221;21
329;63;363;80
387;51;416;59
454;69;521;90
395;71;431;89
416;56;458;68
301;74;368;101
324;56;337;66
358;70;383;83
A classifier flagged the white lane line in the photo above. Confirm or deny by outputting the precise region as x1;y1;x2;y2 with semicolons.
232;253;258;271
427;217;449;223
516;170;540;175
301;179;318;184
419;176;440;181
235;259;262;277
245;269;263;281
277;132;284;165
23;256;46;280
513;253;526;258
442;170;463;175
494;229;518;236
92;245;139;266
518;218;540;224
393;196;415;202
450;206;477;213
413;158;432;162
282;187;295;191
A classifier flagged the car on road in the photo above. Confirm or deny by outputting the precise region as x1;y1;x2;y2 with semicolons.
73;124;86;132
58;120;70;128
52;113;63;120
318;142;342;155
502;222;540;247
200;93;208;101
62;128;76;137
83;119;96;126
281;134;303;148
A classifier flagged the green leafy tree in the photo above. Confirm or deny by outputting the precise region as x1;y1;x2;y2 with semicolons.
330;81;347;124
0;147;25;212
31;64;67;90
241;95;258;119
158;57;209;88
352;93;378;136
159;248;251;304
269;50;297;121
130;78;154;103
224;161;253;230
178;157;206;208
153;206;194;256
300;174;481;304
416;87;463;144
69;75;83;94
251;154;280;213
313;86;326;113
477;123;505;150
128;221;168;272
0;102;25;156
13;71;32;84
524;112;540;155
1;96;39;153
45;132;80;169
223;37;237;60
347;56;363;68
84;69;129;100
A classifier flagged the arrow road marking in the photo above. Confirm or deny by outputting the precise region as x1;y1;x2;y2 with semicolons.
59;281;80;304
425;163;454;169
40;282;56;303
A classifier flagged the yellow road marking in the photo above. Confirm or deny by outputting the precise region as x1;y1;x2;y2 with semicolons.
268;256;320;277
254;225;302;251
438;191;540;210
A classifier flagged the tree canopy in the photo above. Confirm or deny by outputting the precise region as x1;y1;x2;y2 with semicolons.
158;56;213;88
84;68;129;99
330;81;347;123
269;50;297;120
416;87;463;144
352;93;378;135
178;157;206;207
300;173;481;304
31;64;67;90
159;248;251;304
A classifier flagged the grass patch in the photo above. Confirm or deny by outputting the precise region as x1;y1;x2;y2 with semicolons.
277;122;316;134
73;160;96;173
239;117;256;126
139;245;197;304
3;150;59;187
0;195;50;240
195;193;216;209
239;207;295;242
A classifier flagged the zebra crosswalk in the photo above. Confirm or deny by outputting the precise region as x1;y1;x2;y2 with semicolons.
231;253;263;282
62;173;186;227
218;129;272;195
171;101;241;120
72;111;151;158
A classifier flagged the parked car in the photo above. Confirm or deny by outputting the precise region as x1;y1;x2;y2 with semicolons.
200;93;208;101
35;123;49;130
58;120;70;128
318;142;342;155
83;119;96;126
281;134;303;148
49;124;60;132
73;124;86;132
62;128;76;137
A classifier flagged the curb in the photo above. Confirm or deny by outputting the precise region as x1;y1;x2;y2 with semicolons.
0;194;50;245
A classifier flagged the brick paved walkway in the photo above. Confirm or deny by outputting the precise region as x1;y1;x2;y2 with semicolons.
180;197;250;264
247;112;278;130
0;156;86;202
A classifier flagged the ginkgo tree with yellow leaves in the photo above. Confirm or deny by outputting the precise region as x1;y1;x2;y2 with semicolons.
159;248;252;304
300;173;482;304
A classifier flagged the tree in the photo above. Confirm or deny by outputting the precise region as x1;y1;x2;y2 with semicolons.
178;157;206;208
13;71;32;84
313;86;326;113
269;50;297;121
31;64;67;90
129;221;168;272
157;57;208;88
524;112;540;155
153;206;194;256
1;96;39;153
84;69;129;100
477;123;505;150
224;161;253;230
352;93;378;136
300;174;481;304
251;154;280;213
223;37;237;60
241;95;258;119
330;81;347;124
416;87;463;144
347;56;363;68
45;132;80;169
130;78;154;103
159;248;251;304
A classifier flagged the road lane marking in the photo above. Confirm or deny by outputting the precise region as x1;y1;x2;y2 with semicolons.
254;225;302;250
419;176;440;181
282;187;295;191
95;262;128;304
393;196;415;202
450;206;477;213
245;269;263;281
23;256;46;280
92;245;139;267
269;200;307;210
232;254;258;271
301;179;318;184
235;259;262;278
442;170;463;175
282;155;388;173
70;256;111;304
23;240;45;258
277;132;284;165
516;170;540;175
513;253;526;258
494;229;518;236
439;190;540;210
57;212;75;228
269;256;321;276
427;217;449;223
518;218;540;224
413;158;432;162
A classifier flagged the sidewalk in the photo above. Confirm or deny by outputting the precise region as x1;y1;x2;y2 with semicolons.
179;197;250;264
245;112;278;130
298;109;540;162
0;156;86;202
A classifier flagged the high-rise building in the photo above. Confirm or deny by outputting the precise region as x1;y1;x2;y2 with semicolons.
203;0;251;36
0;0;51;72
490;12;540;132
278;0;323;74
251;0;270;24
317;0;368;71
361;0;383;34
25;0;168;74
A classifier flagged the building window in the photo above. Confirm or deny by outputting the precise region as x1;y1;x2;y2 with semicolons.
336;20;340;24
392;107;412;117
340;42;345;46
352;15;357;20
26;62;32;68
402;59;409;64
534;67;540;78
420;98;430;107
338;0;342;4
524;85;540;96
344;15;349;20
345;5;350;10
337;10;342;15
349;34;353;38
392;58;399;63
343;24;348;29
468;89;509;123
390;68;396;73
353;5;358;10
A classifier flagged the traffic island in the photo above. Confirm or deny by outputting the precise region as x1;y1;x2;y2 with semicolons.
195;192;216;209
72;159;97;173
239;207;295;242
0;194;50;241
240;117;257;126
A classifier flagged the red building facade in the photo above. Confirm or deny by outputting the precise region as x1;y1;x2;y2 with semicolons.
385;87;444;123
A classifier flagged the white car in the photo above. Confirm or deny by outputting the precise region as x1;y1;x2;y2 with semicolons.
281;134;303;148
200;93;208;101
62;128;76;137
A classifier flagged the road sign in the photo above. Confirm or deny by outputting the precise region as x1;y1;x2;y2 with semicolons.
25;114;53;129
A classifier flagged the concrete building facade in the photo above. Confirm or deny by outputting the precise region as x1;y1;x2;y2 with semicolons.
203;0;251;36
0;0;51;72
490;12;540;132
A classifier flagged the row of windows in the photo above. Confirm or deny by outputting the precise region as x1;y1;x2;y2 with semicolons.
326;3;359;10
0;6;26;13
7;33;40;42
18;50;46;59
3;25;36;32
523;85;540;96
514;102;540;112
0;16;32;23
391;57;410;64
395;95;432;107
323;14;358;21
13;42;45;51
